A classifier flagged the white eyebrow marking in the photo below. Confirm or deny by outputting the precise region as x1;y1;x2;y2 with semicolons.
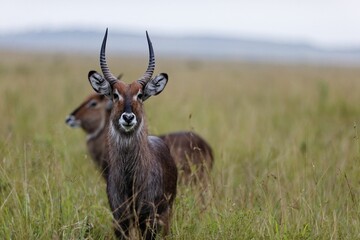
114;89;124;101
133;89;142;101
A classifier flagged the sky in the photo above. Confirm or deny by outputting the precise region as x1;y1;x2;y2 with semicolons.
1;0;360;48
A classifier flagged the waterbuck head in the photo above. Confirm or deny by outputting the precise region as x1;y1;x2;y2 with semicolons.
65;93;112;133
88;29;168;134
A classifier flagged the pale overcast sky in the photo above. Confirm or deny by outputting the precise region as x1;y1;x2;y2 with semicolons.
1;0;360;48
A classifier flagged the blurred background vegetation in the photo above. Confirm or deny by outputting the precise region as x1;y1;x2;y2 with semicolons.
1;50;360;239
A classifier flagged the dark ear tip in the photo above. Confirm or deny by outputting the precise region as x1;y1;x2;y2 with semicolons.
88;70;97;78
160;73;168;79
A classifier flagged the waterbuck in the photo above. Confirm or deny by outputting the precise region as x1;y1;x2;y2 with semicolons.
65;93;112;178
87;29;177;239
66;93;214;184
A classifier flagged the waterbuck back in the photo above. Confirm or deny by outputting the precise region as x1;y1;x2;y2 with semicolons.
159;131;214;185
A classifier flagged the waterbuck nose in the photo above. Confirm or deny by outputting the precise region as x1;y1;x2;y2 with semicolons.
122;113;135;124
65;115;80;127
65;115;74;125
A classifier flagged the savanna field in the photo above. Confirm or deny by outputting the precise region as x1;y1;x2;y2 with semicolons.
1;50;360;239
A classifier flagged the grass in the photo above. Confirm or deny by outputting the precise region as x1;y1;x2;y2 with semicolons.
1;50;360;239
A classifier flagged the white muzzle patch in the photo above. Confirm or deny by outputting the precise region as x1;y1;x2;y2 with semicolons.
65;115;81;128
119;112;137;132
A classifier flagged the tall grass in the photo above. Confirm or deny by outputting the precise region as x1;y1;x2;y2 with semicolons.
1;51;360;239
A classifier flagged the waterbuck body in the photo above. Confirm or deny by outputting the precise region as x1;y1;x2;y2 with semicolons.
66;94;214;184
87;29;177;239
159;131;213;185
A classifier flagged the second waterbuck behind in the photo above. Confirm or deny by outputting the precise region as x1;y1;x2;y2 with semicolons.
88;29;177;239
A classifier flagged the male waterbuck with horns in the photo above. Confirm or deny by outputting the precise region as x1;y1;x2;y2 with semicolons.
65;93;214;184
88;29;177;239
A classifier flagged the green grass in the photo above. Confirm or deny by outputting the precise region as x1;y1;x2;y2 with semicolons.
1;51;360;239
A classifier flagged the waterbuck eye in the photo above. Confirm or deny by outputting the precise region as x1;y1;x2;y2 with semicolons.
88;100;98;108
137;93;143;100
113;92;120;101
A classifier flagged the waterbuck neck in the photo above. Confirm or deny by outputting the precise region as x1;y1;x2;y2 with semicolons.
86;113;108;142
108;119;151;169
107;119;154;202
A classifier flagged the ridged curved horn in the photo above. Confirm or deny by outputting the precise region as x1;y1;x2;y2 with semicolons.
100;28;118;85
138;31;155;86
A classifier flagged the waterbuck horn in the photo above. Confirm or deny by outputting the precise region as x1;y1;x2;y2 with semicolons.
100;28;118;86
138;31;155;86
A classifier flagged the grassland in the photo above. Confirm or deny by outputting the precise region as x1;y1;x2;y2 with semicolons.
1;50;360;239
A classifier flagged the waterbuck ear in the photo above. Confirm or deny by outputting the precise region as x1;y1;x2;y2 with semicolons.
88;71;112;98
142;73;168;101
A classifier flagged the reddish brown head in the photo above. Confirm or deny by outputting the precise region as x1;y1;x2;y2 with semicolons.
88;28;168;134
65;93;111;134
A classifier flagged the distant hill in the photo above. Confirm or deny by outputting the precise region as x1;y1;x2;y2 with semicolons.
0;30;359;65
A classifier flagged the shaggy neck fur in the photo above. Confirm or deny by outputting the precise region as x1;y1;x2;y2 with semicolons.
108;119;153;196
